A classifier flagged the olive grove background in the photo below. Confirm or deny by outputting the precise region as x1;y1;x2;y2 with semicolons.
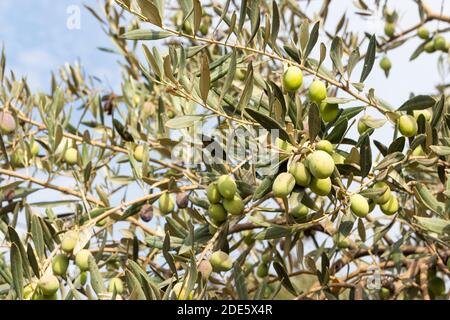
0;0;450;300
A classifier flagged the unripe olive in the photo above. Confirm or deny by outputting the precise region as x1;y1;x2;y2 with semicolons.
289;162;311;187
223;194;245;215
384;22;395;37
413;109;432;122
412;145;426;157
79;271;87;285
133;145;145;162
23;283;37;300
350;194;369;218
380;287;391;300
379;57;391;72
173;283;193;300
64;147;78;165
182;20;193;34
282;66;303;92
10;149;25;167
132;95;141;106
52;254;69;276
290;204;308;218
256;263;269;278
424;41;436;53
208;204;227;222
372;181;391;204
308;80;327;103
319;102;339;123
357;118;369;135
38;274;59;296
198;260;213;279
332;152;346;165
261;252;272;264
235;69;246;81
310;177;332;196
176;192;189;209
159;193;175;215
380;194;399;215
272;172;295;197
75;249;92;271
243;230;255;246
30;141;40;156
209;251;233;272
206;183;222;204
167;110;175;119
417;27;429;40
306;150;335;179
428;277;445;296
433;35;447;51
337;237;350;249
316;140;334;154
0;111;16;134
199;23;208;35
61;231;78;253
217;175;237;200
398;115;418;137
108;278;124;294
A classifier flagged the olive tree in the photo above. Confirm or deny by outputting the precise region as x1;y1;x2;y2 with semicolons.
0;0;450;300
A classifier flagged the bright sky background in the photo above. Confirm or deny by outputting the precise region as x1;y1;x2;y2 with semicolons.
0;0;449;252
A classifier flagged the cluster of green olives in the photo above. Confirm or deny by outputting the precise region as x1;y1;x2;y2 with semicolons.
420;27;449;54
206;175;245;230
256;252;272;278
25;230;125;299
272;142;336;202
283;66;339;122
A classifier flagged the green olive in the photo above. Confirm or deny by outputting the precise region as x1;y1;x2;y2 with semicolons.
38;274;59;296
133;145;145;162
398;115;418;137
75;249;92;271
290;204;308;218
349;194;369;218
316;140;334;154
108;278;124;294
379;57;392;73
256;263;269;278
64;147;78;165
417;27;429;40
159;193;175;215
61;231;78;253
309;177;332;196
282;66;303;92
308;80;327;103
372;181;392;204
380;194;399;215
217;175;237;200
433;35;447;51
52;254;69;276
306;150;335;179
319;102;339;123
206;183;222;204
428;277;445;296
30;141;40;157
380;287;391;300
289;162;311;187
424;41;436;53
223;194;245;215
209;251;233;272
208;204;227;222
272;172;296;197
384;22;395;37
